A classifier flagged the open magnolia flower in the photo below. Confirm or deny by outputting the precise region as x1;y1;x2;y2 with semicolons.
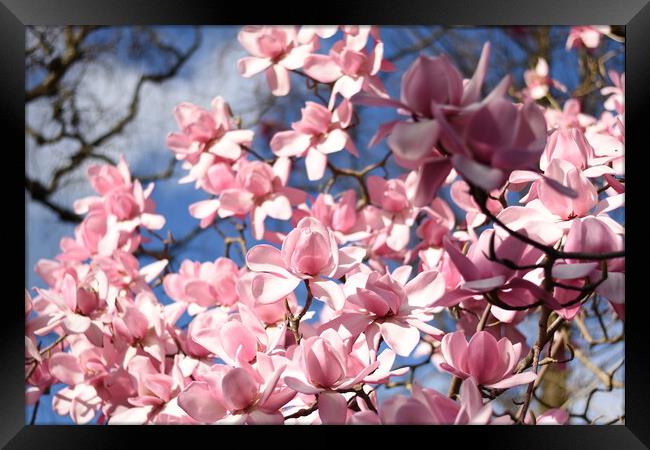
270;100;358;181
245;217;365;305
358;42;548;205
378;378;502;425
237;26;315;96
318;265;445;356
439;331;537;389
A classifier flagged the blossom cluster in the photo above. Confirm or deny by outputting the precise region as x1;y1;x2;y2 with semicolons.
26;25;624;425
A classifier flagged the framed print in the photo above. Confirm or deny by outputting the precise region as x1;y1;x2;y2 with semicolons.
4;0;648;448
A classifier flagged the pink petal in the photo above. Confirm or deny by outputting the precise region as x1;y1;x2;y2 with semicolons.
316;129;347;154
238;56;272;77
485;371;537;389
318;391;348;425
387;120;440;162
302;54;343;83
462;275;506;292
63;313;92;334
283;376;322;395
49;353;84;385
380;320;421;357
405;270;445;307
267;64;291;96
305;149;328;181
251;273;301;304
177;382;227;423
221;367;259;411
466;332;500;383
246;244;294;278
270;130;311;157
443;236;480;281
309;279;345;310
451;154;505;192
188;199;220;219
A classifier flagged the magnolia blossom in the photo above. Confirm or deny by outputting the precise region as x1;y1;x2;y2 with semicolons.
365;174;420;252
565;26;611;50
439;331;537;389
178;354;295;424
237;26;314;96
436;232;553;314
379;378;501;425
282;329;382;394
245;217;365;305
189;157;307;238
522;58;566;100
360;42;547;204
564;217;624;305
302;26;393;108
270;100;357;180
545;98;597;132
165;97;254;187
163;257;242;314
318;265;445;356
71;156;166;257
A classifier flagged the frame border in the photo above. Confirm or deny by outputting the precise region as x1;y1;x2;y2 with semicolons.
7;0;648;448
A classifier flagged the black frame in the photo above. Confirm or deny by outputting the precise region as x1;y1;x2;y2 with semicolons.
6;0;648;448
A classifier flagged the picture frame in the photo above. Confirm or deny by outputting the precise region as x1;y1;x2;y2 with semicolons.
6;0;647;447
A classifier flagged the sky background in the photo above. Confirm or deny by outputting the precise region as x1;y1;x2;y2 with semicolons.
25;25;624;424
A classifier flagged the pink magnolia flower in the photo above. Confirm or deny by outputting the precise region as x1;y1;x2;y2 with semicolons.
55;213;143;263
53;384;103;424
435;231;554;311
545;98;597;132
439;96;547;193
302;26;393;108
189;303;286;367
319;265;445;356
439;330;537;389
566;26;611;50
361;42;546;202
111;291;174;363
107;354;198;424
564;217;624;305
92;250;168;294
163;257;242;314
32;271;111;341
270;100;357;181
245;217;365;306
379;378;495;425
366;174;419;252
189;158;306;238
237;26;314;96
584;114;624;180
509;159;598;221
74;156;166;235
178;353;294;424
166;97;252;163
415;197;456;248
281;329;381;394
310;190;357;233
540;127;594;172
522;58;566;100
